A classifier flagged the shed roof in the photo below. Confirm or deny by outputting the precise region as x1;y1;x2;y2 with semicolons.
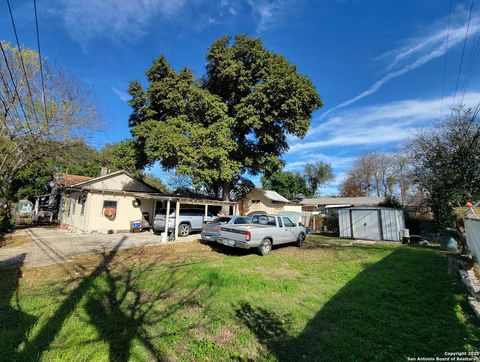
300;196;384;206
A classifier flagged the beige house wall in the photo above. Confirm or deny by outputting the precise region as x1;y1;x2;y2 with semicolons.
241;189;301;215
61;192;155;233
85;173;155;193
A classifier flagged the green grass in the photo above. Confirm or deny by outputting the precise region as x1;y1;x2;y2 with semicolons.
0;235;479;361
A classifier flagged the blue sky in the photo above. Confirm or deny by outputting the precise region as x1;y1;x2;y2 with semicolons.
1;0;480;193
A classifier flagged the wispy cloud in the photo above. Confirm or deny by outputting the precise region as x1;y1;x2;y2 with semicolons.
47;0;296;49
111;86;130;102
321;8;480;118
247;0;295;32
289;91;480;153
47;0;189;50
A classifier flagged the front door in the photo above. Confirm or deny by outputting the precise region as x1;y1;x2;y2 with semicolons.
352;210;381;240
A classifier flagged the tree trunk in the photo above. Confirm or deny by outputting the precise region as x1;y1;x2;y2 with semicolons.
221;180;232;215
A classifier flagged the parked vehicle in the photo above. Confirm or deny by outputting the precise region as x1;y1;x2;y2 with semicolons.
218;214;306;255
201;215;251;242
153;208;215;237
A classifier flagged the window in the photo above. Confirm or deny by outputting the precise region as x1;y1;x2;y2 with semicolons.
277;217;283;227
102;200;117;216
282;217;295;227
251;199;261;204
234;217;250;224
214;217;232;224
256;215;276;226
251;215;259;223
79;196;87;216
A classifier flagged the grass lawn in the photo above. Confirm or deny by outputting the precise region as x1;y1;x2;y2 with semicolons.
0;234;479;361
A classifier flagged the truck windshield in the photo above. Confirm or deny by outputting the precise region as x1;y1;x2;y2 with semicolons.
253;215;277;226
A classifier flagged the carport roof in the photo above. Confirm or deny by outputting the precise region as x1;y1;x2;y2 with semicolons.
66;187;237;205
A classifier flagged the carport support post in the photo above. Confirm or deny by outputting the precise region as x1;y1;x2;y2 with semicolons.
204;204;208;223
174;201;180;239
164;199;170;242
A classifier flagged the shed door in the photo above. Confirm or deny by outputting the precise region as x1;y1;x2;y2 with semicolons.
352;210;381;240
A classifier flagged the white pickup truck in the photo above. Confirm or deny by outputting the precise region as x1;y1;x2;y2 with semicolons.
218;214;306;255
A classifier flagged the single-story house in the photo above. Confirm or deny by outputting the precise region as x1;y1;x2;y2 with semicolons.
300;196;385;213
58;170;238;235
240;188;302;215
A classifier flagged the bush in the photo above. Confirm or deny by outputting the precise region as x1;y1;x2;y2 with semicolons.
0;217;14;233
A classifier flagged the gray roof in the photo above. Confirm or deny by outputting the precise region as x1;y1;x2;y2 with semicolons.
259;189;291;203
300;196;384;206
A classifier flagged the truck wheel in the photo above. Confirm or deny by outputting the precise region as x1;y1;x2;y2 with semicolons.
178;223;191;237
296;233;305;247
258;239;272;256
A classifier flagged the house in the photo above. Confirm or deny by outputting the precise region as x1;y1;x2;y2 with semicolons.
58;170;238;235
240;188;302;215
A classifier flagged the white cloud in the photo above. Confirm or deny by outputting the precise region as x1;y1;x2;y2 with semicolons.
321;8;480;118
111;86;130;102
289;91;480;153
247;0;295;32
285;153;355;171
48;0;189;50
47;0;296;49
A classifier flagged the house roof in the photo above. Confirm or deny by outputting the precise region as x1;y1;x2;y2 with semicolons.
53;173;93;187
70;170;159;193
300;196;385;207
258;189;291;203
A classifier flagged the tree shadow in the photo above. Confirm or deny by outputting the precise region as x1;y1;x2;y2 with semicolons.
83;246;217;361
0;254;36;361
1;235;218;361
235;247;480;361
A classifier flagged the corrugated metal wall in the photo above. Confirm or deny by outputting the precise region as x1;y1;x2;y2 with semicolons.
352;209;381;240
339;209;351;238
339;207;404;241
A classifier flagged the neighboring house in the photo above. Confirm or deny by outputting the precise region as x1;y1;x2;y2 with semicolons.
57;170;238;234
240;188;302;215
300;196;385;213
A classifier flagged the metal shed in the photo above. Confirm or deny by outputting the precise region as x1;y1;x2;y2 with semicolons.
338;206;405;241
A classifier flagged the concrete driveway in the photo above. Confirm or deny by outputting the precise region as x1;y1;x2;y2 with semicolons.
0;227;199;268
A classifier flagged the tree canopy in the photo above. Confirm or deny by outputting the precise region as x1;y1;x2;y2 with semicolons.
409;106;480;226
0;41;98;213
304;161;335;196
261;170;310;200
128;35;321;200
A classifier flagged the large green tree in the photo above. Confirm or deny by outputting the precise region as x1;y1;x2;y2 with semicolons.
410;106;480;226
128;35;321;200
261;170;310;200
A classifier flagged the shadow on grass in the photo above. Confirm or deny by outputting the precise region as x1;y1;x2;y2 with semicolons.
0;254;36;361
0;236;218;361
236;247;480;361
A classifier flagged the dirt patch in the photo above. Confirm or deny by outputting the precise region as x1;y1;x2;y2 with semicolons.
0;233;32;248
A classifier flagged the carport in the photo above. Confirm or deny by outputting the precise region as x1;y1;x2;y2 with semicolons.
137;194;239;239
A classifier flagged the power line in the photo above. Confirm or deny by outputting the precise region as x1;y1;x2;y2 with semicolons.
452;0;475;106
0;41;30;126
460;12;480;104
6;0;40;125
440;0;453;116
33;0;48;124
